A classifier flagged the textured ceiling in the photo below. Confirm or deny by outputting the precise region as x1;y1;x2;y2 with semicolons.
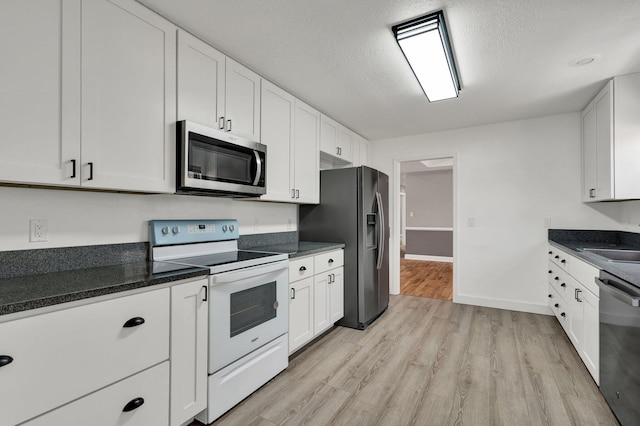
138;0;640;141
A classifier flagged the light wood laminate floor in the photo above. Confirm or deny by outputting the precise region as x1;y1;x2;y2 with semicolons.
400;259;453;301
195;295;617;426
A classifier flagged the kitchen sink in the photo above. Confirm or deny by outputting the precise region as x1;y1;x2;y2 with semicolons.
580;248;640;262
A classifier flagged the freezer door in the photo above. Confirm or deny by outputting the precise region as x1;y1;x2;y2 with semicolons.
360;167;381;324
377;170;390;313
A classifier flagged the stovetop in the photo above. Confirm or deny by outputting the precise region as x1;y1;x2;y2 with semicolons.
149;219;288;274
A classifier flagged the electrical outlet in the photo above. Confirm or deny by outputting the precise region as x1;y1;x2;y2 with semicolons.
30;219;48;242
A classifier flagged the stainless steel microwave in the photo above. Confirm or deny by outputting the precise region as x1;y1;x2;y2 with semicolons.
177;120;266;197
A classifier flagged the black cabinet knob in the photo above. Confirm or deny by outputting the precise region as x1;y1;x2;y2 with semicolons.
548;270;552;274
122;397;145;412
123;317;145;328
299;266;306;272
548;294;552;298
328;259;334;264
561;259;566;264
554;255;560;259
561;283;566;288
554;303;559;308
560;312;566;317
554;277;559;281
0;355;13;368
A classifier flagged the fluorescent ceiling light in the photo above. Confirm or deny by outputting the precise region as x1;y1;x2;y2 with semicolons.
393;11;461;102
421;158;453;168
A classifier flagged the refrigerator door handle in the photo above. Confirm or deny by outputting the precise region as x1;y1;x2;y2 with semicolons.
375;191;385;270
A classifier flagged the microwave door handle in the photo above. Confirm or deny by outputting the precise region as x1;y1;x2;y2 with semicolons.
252;151;262;186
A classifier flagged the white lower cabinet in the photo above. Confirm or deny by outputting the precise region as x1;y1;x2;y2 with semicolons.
0;277;208;426
288;249;344;355
24;362;170;426
0;288;170;426
170;279;208;426
547;244;600;384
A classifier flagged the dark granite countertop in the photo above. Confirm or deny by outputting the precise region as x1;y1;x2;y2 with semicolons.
0;261;209;316
548;229;640;287
252;241;345;258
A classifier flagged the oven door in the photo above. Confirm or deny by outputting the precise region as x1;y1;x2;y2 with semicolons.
178;120;266;196
209;260;288;373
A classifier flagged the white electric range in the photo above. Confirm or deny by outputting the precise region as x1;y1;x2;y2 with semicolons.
149;219;289;423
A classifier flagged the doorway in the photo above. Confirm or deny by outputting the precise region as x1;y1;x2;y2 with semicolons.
396;157;454;301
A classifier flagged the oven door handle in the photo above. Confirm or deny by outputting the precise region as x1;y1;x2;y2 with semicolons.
596;277;640;307
210;260;288;284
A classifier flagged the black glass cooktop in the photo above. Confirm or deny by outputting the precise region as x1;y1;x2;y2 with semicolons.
167;250;283;270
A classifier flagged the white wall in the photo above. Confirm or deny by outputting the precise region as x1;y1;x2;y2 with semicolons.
0;186;296;251
370;112;635;314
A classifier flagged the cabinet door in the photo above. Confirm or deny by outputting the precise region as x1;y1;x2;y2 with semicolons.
24;362;169;426
170;279;208;426
320;114;339;155
260;80;294;202
337;125;354;163
289;277;314;354
314;273;331;335
594;81;613;200
225;58;261;141
580;286;599;385
329;267;345;324
581;102;597;201
294;99;320;204
360;138;369;167
81;0;176;193
567;277;583;350
0;0;81;186
177;30;226;130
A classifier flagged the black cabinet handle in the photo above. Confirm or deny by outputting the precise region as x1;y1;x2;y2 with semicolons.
0;355;13;368
122;397;145;412
561;283;566;288
548;270;552;274
548;251;552;255
554;277;559;281
560;312;566;317
70;159;77;178
328;259;334;264
561;259;566;264
548;294;552;298
123;317;145;328
299;266;306;272
554;303;559;308
87;162;94;180
202;285;208;302
554;255;559;259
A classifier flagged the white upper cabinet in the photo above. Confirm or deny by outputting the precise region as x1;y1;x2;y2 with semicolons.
582;72;640;201
351;134;369;167
320;114;355;165
81;0;176;193
0;0;81;186
293;99;320;203
260;80;319;204
225;58;261;141
0;0;176;193
177;30;261;142
177;30;225;130
260;80;294;202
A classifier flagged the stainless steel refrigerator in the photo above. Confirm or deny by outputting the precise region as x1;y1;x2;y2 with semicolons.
299;166;389;329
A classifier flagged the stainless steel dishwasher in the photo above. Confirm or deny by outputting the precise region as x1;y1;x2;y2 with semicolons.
596;270;640;426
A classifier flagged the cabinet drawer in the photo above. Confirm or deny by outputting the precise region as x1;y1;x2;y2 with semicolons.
569;257;600;295
548;245;569;270
289;257;315;282
24;361;169;426
314;250;344;274
548;261;570;302
548;285;569;331
0;288;170;426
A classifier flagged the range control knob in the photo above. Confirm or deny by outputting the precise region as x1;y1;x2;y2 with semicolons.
222;225;228;232
161;226;170;235
229;224;235;232
172;226;180;235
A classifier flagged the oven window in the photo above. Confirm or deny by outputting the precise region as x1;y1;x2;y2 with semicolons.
230;281;277;337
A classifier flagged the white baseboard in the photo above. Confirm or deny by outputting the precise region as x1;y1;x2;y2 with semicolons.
453;294;553;316
404;254;453;263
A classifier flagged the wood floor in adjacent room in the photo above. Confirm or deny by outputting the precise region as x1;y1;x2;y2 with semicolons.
400;259;453;301
200;295;617;426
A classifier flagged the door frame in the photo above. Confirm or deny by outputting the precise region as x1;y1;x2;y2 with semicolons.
390;154;458;300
